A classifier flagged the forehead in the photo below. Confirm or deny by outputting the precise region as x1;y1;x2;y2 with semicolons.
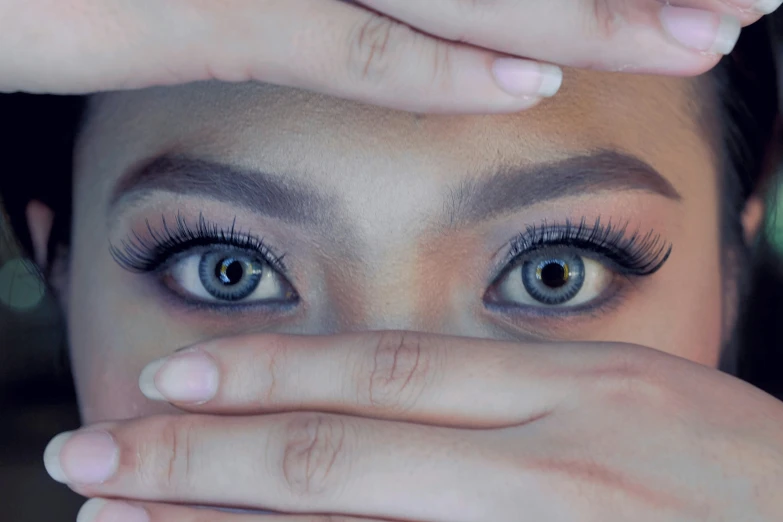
76;71;712;199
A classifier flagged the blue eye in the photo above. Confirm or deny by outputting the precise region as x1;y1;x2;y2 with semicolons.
110;214;299;307
489;250;613;308
165;247;295;304
197;252;265;301
485;219;672;311
521;254;586;305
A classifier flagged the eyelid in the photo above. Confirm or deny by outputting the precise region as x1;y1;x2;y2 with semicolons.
494;217;672;282
501;244;634;278
155;271;300;314
110;212;288;275
153;243;270;275
484;280;630;319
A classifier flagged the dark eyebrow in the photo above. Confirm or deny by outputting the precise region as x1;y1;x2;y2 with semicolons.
446;150;682;226
112;151;680;228
109;156;335;225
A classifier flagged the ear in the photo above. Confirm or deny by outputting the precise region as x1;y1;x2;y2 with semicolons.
26;200;54;269
741;195;765;245
720;196;766;352
26;200;70;308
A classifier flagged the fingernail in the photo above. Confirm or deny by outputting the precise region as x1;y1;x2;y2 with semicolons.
139;351;219;404
78;499;149;522
660;6;741;55
43;430;118;485
492;59;563;98
751;0;783;14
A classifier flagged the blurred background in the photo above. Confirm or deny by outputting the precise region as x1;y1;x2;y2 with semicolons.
0;211;81;519
1;17;783;522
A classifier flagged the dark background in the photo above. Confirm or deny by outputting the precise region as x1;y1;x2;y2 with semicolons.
1;17;782;521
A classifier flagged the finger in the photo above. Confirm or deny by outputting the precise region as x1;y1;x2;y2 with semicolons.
0;0;557;113
76;498;389;522
652;0;781;21
137;332;647;427
45;414;512;520
356;0;753;75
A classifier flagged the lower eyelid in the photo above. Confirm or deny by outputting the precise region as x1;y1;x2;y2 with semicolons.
484;267;636;317
154;270;301;315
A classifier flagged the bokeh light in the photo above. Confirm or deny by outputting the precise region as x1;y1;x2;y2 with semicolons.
0;257;45;311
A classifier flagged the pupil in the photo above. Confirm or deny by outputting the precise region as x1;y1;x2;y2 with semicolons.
215;258;244;285
540;262;568;288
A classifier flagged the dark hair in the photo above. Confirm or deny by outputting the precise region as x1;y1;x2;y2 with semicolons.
0;19;780;390
710;17;781;385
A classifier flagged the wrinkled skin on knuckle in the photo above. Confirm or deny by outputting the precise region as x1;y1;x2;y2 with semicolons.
360;331;433;413
588;0;639;41
132;416;199;495
207;333;288;406
345;13;414;86
577;0;664;71
585;346;678;413
427;39;457;95
281;414;351;498
247;333;289;406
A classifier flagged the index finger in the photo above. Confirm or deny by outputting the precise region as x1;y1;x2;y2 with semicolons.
358;0;754;76
138;331;657;427
0;0;556;112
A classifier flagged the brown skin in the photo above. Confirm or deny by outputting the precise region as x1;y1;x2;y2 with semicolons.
30;70;743;424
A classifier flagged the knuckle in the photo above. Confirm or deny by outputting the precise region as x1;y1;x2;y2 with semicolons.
133;416;200;494
345;13;413;85
249;334;289;406
280;414;351;497
210;333;289;406
362;331;433;412
428;39;456;92
587;0;633;41
588;346;671;408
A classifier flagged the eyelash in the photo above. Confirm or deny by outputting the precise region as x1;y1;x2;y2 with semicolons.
110;213;287;274
500;217;671;277
110;214;668;316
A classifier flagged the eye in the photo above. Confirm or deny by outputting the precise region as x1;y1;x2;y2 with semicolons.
163;247;296;304
488;249;613;308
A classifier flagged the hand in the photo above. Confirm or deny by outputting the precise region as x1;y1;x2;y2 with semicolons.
44;332;783;521
1;1;779;113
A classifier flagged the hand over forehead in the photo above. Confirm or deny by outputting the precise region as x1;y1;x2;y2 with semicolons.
2;0;776;112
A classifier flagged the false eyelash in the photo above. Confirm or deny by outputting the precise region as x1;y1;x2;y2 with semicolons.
504;217;672;276
110;212;287;273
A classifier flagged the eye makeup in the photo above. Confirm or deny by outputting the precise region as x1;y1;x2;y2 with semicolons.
109;210;672;324
109;212;300;314
484;217;672;318
499;217;671;277
110;212;287;274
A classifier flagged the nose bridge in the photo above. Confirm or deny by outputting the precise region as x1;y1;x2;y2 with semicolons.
321;163;480;333
322;229;486;335
323;172;429;331
330;248;429;333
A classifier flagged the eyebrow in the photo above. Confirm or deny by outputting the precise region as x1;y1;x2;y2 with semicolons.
445;150;681;226
110;156;336;225
110;150;681;227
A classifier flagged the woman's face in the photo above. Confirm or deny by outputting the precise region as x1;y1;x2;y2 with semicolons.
63;72;725;423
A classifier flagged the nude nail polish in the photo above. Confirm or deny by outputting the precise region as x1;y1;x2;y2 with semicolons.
660;6;741;55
